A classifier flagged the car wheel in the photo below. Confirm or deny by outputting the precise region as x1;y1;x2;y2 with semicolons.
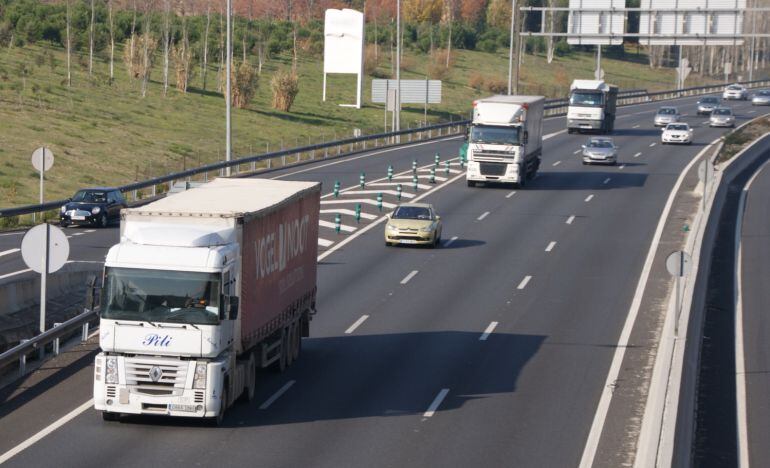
467;180;476;188
60;220;69;228
99;213;108;228
385;241;392;247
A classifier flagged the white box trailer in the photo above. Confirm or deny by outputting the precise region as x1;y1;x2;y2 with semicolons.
465;95;544;188
94;178;320;425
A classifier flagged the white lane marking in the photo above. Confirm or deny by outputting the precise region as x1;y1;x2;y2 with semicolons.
584;194;594;202
747;110;756;114
401;270;419;285
424;388;450;417
0;399;93;464
0;268;32;280
506;191;517;198
318;238;333;247
544;129;567;140
317;172;467;262
634;152;642;158
574;149;582;154
603;178;611;185
579;137;721;468
259;380;296;410
517;275;532;290
649;142;656;147
273;136;461;179
553;160;562;167
618;164;626;170
318;219;356;233
479;322;499;341
72;232;85;236
343;189;415;199
477;211;490;221
0;231;24;237
0;248;20;258
320;209;377;220
345;315;369;334
545;241;557;252
443;236;459;247
321;199;397;209
566;215;575;225
633;124;641;128
84;230;96;233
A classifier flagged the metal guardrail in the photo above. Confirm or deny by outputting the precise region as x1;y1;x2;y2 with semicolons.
3;79;770;221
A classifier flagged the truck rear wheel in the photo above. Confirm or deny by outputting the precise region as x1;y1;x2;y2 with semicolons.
275;329;288;373
291;322;301;362
244;353;256;402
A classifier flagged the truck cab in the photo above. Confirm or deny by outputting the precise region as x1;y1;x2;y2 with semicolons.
567;80;618;134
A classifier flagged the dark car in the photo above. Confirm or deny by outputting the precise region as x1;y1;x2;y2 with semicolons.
60;188;127;228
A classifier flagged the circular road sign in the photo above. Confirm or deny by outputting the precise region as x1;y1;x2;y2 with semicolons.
665;250;692;278
31;147;54;173
21;224;69;274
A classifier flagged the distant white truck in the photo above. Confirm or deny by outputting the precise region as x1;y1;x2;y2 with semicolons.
465;95;544;188
567;79;619;134
94;178;320;425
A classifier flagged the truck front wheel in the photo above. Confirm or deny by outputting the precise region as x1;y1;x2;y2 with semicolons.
211;386;228;427
102;411;119;422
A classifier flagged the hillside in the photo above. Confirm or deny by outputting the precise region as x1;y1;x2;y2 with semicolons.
0;41;734;210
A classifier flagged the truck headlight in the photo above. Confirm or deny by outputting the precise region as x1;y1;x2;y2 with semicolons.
60;205;67;214
91;206;101;215
105;357;118;384
193;362;207;389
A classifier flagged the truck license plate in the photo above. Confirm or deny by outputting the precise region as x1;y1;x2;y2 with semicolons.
169;404;197;412
72;216;85;221
400;239;418;244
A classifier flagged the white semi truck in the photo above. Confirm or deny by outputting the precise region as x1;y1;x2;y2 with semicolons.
566;79;619;134
94;178;320;425
465;95;544;188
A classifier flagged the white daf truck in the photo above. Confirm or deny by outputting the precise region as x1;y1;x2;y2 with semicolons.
93;178;320;425
465;95;544;188
567;79;619;134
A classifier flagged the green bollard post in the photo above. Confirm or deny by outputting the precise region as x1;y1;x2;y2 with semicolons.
387;165;394;181
429;168;436;184
333;180;340;198
412;174;419;191
434;152;440;166
335;213;342;234
412;160;418;173
355;204;362;223
445;160;450;175
376;193;383;212
397;184;402;200
359;172;366;189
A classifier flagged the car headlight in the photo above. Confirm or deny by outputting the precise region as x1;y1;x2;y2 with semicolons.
193;362;207;389
91;207;101;215
105;356;118;384
420;225;434;233
60;205;67;213
386;224;398;231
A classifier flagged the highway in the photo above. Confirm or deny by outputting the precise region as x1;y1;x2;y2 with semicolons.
0;94;764;467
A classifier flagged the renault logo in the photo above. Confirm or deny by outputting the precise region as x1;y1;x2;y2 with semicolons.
149;366;163;382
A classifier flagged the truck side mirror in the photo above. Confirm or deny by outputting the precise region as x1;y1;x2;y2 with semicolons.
229;297;239;320
522;131;529;144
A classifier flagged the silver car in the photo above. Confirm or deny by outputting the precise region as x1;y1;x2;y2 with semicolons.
709;107;735;127
582;137;618;165
696;96;720;115
654;107;680;127
752;90;770;106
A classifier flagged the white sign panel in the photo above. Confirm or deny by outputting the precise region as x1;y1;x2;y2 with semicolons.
639;0;745;45
371;80;442;105
323;8;364;108
567;0;626;45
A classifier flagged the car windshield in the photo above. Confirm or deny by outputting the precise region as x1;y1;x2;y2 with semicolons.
701;97;718;104
728;85;743;90
667;124;688;131
72;190;107;203
713;109;732;115
758;91;770;96
101;267;221;325
570;91;603;107
658;108;677;115
587;140;613;148
392;206;432;220
470;125;520;145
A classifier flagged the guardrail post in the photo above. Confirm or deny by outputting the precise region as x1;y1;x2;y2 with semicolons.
151;184;156;197
82;321;90;342
132;189;138;201
53;322;62;355
19;339;29;377
267;158;272;169
251;161;256;171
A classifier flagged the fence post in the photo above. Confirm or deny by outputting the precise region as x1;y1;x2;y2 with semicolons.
82;321;90;342
19;339;29;376
53;322;62;355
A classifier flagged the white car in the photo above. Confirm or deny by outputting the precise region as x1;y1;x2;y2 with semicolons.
723;84;748;100
661;123;693;145
710;107;736;127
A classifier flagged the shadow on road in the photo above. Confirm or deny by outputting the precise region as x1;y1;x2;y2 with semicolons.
528;171;648;190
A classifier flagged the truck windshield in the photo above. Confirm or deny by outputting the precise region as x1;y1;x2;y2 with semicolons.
570;91;604;107
102;267;221;325
470;125;520;145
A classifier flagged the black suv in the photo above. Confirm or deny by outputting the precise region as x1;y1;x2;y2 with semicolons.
60;188;127;228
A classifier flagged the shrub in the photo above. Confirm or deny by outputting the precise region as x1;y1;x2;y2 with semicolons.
484;77;508;94
427;49;453;80
478;38;497;54
271;69;299;112
364;44;379;76
232;61;258;109
554;40;571;57
0;215;19;229
468;73;485;91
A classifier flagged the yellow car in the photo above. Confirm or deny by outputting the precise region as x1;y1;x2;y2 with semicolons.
384;203;443;248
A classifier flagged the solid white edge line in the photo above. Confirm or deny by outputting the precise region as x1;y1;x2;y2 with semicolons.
400;270;419;285
477;211;490;221
345;315;370;335
479;322;499;341
0;248;20;257
443;236;458;247
424;388;450;417
0;399;94;465
578;138;718;468
545;241;557;252
566;215;576;225
517;276;532;290
259;380;296;410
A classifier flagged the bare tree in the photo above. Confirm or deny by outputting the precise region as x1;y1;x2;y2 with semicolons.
141;1;155;97
129;0;137;62
163;0;171;95
217;4;224;92
201;0;211;89
108;0;115;81
89;0;96;76
445;0;453;67
546;0;555;64
66;0;72;86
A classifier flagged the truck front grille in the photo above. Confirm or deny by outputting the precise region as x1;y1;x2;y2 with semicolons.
125;358;188;392
479;163;508;176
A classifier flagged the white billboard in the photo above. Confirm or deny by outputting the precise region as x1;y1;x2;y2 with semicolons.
323;8;364;108
567;0;626;45
639;0;745;45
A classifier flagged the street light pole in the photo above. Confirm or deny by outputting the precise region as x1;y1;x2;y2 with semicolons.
225;0;232;176
508;0;516;95
395;0;401;136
